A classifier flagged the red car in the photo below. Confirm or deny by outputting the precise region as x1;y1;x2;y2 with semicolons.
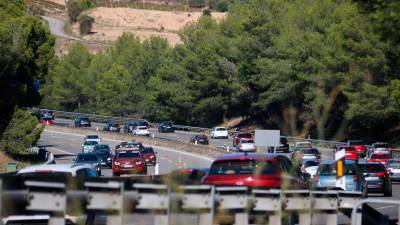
347;140;367;157
142;147;157;166
201;153;305;188
337;146;358;161
367;152;392;165
40;118;54;125
232;132;253;147
112;150;146;176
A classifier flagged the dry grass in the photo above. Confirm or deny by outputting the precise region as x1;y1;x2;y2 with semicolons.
0;151;14;172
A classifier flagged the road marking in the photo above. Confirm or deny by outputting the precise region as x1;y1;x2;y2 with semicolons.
46;147;75;155
376;205;397;210
43;129;214;162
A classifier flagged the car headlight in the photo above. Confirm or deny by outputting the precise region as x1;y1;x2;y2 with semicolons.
135;161;143;165
150;155;155;159
107;157;111;161
114;161;120;165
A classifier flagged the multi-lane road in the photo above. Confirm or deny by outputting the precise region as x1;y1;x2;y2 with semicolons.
36;120;400;223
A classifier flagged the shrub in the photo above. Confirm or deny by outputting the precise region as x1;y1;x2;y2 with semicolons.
216;0;230;12
79;15;95;35
0;109;44;156
67;0;83;22
203;8;212;16
188;0;206;8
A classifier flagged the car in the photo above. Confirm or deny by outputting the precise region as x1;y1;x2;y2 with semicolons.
367;152;392;164
133;126;150;137
275;136;290;153
201;153;306;188
74;153;102;176
123;120;150;133
210;127;229;139
232;132;253;147
17;164;98;177
292;142;313;152
301;160;319;179
82;141;99;153
347;140;367;157
313;160;367;196
84;135;101;143
74;117;91;127
40;117;54;125
292;148;321;164
94;144;112;167
359;162;392;196
112;150;147;176
190;134;209;145
158;121;175;133
236;138;256;152
115;141;143;151
41;110;54;120
336;146;358;161
142;147;157;166
103;123;121;132
386;159;400;181
369;142;391;154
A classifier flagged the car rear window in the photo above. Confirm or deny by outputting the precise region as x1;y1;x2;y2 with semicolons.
216;128;227;131
341;147;356;151
365;164;385;172
238;133;252;137
77;154;98;161
118;151;140;158
139;127;147;130
197;135;207;139
372;154;391;159
375;143;389;148
84;141;98;145
297;143;312;148
302;149;319;154
209;160;278;175
241;139;254;144
348;140;363;145
318;164;357;176
87;135;99;139
143;148;154;153
304;161;319;167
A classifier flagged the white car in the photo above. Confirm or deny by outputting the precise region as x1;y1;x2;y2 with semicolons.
236;138;256;152
301;160;319;179
134;126;150;137
84;135;101;143
17;164;98;177
210;127;229;139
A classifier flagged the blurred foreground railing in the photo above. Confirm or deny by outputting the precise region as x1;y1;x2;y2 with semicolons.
1;175;391;225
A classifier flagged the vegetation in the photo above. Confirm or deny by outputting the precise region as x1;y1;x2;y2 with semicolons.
0;109;44;156
0;0;53;156
42;0;400;142
79;15;94;35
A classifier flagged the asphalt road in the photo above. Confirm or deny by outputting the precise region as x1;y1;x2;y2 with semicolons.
41;16;81;41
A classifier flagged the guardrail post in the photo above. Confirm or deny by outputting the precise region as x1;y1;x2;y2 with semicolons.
25;181;67;225
216;187;249;225
132;183;170;225
283;190;311;225
311;191;338;225
252;189;281;225
180;185;215;225
85;181;124;225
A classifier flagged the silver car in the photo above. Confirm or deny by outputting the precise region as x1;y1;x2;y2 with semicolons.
313;160;367;197
387;159;400;181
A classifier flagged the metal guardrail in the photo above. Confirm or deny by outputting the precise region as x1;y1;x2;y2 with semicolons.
0;176;366;225
31;108;346;148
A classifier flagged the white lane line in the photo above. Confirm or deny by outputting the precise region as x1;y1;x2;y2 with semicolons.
376;205;397;210
43;130;214;162
46;147;75;155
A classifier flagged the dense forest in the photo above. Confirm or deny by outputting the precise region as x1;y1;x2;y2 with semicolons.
41;0;400;142
0;0;54;154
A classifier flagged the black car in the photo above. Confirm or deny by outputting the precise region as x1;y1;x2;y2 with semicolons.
94;147;112;168
158;121;175;133
41;110;54;120
74;117;91;127
103;123;121;132
74;153;102;175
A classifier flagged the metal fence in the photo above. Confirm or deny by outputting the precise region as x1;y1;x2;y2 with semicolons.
0;176;373;225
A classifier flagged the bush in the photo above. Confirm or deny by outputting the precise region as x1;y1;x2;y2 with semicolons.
188;0;206;8
0;109;44;156
28;4;45;16
203;9;212;16
67;0;83;22
215;0;230;12
79;15;95;35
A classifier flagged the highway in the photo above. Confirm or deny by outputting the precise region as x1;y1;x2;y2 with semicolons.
35;123;400;224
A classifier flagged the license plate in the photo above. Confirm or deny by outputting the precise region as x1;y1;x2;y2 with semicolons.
123;164;132;168
101;162;106;165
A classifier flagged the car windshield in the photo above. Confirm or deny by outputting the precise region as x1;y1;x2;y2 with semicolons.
372;154;390;159
96;150;111;156
118;151;140;158
318;164;356;176
77;154;98;161
196;135;207;139
95;145;109;150
143;148;154;153
362;164;385;173
375;143;389;148
241;139;254;144
216;128;227;131
208;160;278;175
84;141;98;145
238;133;252;137
297;143;312;148
302;149;318;154
81;117;89;121
304;161;319;167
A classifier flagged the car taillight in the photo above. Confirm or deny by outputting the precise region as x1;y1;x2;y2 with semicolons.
150;155;155;158
316;154;321;158
376;172;385;177
313;175;319;182
240;144;243;147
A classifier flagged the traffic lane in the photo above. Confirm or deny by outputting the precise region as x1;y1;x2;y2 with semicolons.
39;129;212;176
